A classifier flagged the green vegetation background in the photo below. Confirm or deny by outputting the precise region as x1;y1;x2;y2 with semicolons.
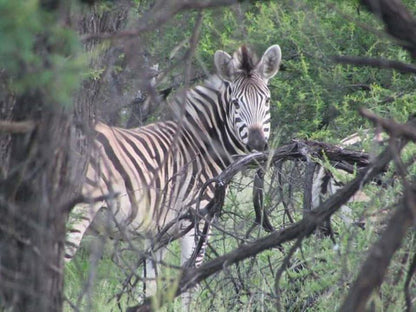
144;1;415;142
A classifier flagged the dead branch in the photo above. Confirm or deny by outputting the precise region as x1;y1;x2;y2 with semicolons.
333;56;416;73
253;168;275;232
59;193;120;214
0;120;36;133
360;0;416;58
360;108;416;142
303;161;317;213
81;0;237;42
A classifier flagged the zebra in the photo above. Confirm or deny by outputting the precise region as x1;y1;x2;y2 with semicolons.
66;44;282;301
311;131;379;228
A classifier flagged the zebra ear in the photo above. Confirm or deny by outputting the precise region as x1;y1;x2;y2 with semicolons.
257;45;281;81
214;50;235;82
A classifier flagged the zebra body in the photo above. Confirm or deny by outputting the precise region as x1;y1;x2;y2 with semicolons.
311;132;377;225
66;44;281;299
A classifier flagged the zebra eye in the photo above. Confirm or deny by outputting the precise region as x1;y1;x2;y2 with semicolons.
231;99;240;110
265;98;271;107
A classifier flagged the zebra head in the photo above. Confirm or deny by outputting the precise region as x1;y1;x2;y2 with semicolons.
214;44;281;152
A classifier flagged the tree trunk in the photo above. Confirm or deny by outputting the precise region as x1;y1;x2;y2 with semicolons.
0;94;72;311
0;2;73;310
0;3;134;311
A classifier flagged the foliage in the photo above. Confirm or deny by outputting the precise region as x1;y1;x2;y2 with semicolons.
138;0;415;142
0;0;85;107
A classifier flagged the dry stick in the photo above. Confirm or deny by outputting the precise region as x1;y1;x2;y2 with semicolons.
127;138;398;312
303;161;316;214
252;168;275;232
360;0;416;58
188;179;226;268
275;160;293;224
360;108;416;142
81;0;236;42
59;193;119;214
279;163;296;224
0;120;36;133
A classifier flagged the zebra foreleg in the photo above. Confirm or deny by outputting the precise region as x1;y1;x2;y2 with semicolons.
143;248;165;299
180;228;197;311
65;202;103;261
180;222;211;311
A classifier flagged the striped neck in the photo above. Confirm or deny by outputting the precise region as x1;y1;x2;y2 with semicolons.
171;77;247;168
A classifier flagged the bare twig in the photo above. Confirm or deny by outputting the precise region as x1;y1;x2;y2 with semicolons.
303;161;317;214
276;161;295;224
81;0;236;42
59;193;119;214
0;120;36;133
360;0;416;58
333;56;416;73
340;186;416;311
404;251;416;312
253;168;275;232
360;108;416;142
184;12;203;86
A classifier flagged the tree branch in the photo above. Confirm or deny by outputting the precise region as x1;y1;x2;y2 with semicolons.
81;0;237;42
360;0;416;58
360;108;416;142
0;120;36;133
253;168;275;232
333;56;416;74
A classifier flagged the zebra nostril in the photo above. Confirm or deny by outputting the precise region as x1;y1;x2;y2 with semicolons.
247;128;267;152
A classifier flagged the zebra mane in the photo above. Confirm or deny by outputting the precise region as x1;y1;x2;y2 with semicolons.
234;45;258;75
168;45;260;121
167;74;226;122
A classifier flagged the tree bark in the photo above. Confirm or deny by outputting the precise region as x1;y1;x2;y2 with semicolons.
0;94;72;312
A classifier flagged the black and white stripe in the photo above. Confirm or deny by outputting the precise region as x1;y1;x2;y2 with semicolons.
66;44;282;298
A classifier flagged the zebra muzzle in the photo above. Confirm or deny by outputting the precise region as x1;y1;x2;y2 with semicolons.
247;127;267;152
